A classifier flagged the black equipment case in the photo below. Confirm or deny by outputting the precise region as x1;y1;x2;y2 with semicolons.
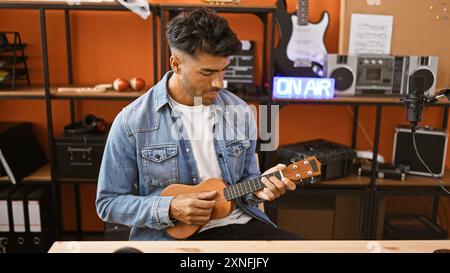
277;139;356;181
54;133;107;179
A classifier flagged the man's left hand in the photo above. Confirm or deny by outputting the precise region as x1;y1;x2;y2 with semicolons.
254;164;296;201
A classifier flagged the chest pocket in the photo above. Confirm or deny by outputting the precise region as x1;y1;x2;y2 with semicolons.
225;139;251;181
141;144;178;187
226;139;251;157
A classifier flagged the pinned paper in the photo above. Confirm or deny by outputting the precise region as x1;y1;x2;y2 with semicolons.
349;13;393;55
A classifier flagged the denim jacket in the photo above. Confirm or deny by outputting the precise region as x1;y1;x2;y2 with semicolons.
96;71;276;240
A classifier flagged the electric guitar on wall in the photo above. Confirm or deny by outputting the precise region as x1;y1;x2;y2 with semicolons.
160;156;321;239
273;0;330;77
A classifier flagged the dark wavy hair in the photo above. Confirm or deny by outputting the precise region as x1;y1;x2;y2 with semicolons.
166;8;242;57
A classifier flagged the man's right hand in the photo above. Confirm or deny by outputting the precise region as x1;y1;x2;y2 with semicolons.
169;191;217;226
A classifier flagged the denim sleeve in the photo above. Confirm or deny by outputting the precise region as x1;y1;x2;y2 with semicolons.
239;108;264;206
242;139;264;206
96;110;175;230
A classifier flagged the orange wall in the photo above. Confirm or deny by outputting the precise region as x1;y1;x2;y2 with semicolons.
1;0;448;234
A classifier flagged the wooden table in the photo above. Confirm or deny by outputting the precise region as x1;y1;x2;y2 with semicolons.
48;240;450;253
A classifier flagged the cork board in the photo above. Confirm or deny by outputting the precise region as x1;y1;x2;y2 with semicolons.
339;0;450;89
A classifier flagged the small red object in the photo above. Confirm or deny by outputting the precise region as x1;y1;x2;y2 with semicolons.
113;78;129;92
130;77;146;91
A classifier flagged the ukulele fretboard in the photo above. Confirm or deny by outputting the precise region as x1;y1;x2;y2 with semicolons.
223;171;283;201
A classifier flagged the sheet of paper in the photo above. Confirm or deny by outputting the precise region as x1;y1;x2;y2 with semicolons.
349;13;393;55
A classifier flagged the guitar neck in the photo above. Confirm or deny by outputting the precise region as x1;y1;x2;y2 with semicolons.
297;0;309;25
223;171;283;201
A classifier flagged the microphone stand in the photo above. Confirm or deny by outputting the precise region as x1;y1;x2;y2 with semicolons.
424;88;450;104
400;87;450;195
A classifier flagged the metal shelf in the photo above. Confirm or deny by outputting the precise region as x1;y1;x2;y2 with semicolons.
376;169;450;187
50;86;148;100
272;95;450;106
0;0;126;10
0;85;45;99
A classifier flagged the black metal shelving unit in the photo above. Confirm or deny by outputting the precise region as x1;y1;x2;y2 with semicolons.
0;1;157;242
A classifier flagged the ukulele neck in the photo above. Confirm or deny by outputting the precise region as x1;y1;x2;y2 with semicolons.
223;171;283;201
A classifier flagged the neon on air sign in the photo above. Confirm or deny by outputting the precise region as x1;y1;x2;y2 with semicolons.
272;77;335;100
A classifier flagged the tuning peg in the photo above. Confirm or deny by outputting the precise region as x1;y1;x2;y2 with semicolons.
292;164;298;169
290;158;296;163
310;176;316;184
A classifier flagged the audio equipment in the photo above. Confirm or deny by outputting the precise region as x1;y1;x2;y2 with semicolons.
356;54;397;96
224;40;255;94
403;56;439;97
63;114;106;137
393;126;448;177
326;54;357;96
325;54;439;97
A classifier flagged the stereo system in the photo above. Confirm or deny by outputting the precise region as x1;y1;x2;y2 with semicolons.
326;54;439;97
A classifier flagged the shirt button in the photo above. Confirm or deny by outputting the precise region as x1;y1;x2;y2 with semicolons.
193;178;197;182
186;148;190;152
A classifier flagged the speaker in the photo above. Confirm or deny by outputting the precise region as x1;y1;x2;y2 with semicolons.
403;56;439;97
326;54;357;96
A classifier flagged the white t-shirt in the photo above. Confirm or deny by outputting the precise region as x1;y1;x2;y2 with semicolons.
169;96;252;232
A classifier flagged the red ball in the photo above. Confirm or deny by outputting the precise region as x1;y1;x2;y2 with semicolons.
130;77;146;91
113;78;129;92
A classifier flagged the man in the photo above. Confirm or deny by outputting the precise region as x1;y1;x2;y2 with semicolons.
96;8;299;240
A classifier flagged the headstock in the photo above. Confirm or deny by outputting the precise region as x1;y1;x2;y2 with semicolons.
282;156;321;184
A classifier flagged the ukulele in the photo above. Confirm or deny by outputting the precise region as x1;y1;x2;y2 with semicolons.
160;156;321;239
273;0;330;77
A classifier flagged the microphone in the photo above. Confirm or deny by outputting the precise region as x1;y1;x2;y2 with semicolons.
400;74;427;130
400;76;450;195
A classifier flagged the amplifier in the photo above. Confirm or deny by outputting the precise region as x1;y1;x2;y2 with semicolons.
393;126;448;177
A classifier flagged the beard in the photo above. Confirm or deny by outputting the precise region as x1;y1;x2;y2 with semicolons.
181;78;220;105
